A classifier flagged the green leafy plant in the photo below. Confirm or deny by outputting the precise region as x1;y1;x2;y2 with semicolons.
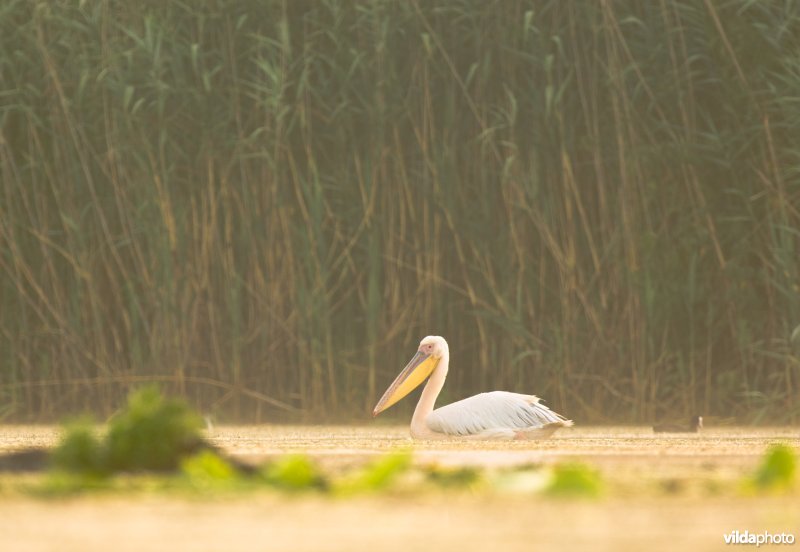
261;455;327;492
51;419;105;474
334;450;412;495
52;387;204;475
545;463;603;498
752;444;797;491
181;450;240;490
104;387;204;472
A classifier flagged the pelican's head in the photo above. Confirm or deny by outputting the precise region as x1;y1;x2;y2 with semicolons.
372;336;448;417
418;335;449;359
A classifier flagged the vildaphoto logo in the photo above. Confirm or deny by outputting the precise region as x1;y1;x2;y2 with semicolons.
724;530;796;546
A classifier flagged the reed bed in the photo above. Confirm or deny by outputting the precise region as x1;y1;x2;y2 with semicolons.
0;0;798;422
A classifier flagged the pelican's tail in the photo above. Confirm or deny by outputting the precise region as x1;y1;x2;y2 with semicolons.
525;395;574;428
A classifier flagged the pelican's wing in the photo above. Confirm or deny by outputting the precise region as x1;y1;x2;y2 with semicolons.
426;391;571;436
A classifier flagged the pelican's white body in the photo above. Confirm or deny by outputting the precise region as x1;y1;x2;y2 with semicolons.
389;336;573;440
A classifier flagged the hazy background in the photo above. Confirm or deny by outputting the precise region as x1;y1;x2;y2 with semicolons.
1;0;798;423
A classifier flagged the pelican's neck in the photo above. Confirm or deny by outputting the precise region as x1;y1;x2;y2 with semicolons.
410;350;449;437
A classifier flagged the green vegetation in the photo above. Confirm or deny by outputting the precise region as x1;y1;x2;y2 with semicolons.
50;420;105;474
261;455;327;492
751;444;797;491
1;1;799;423
105;387;203;471
334;450;413;495
545;463;603;498
181;450;241;490
52;387;203;474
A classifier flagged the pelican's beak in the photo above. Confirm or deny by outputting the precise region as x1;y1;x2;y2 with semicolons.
372;351;439;416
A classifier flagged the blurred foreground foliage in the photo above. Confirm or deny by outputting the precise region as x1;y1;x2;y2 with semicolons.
749;443;797;492
545;463;604;498
28;390;800;500
53;386;204;474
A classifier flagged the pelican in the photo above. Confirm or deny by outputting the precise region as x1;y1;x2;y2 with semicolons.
372;336;573;440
